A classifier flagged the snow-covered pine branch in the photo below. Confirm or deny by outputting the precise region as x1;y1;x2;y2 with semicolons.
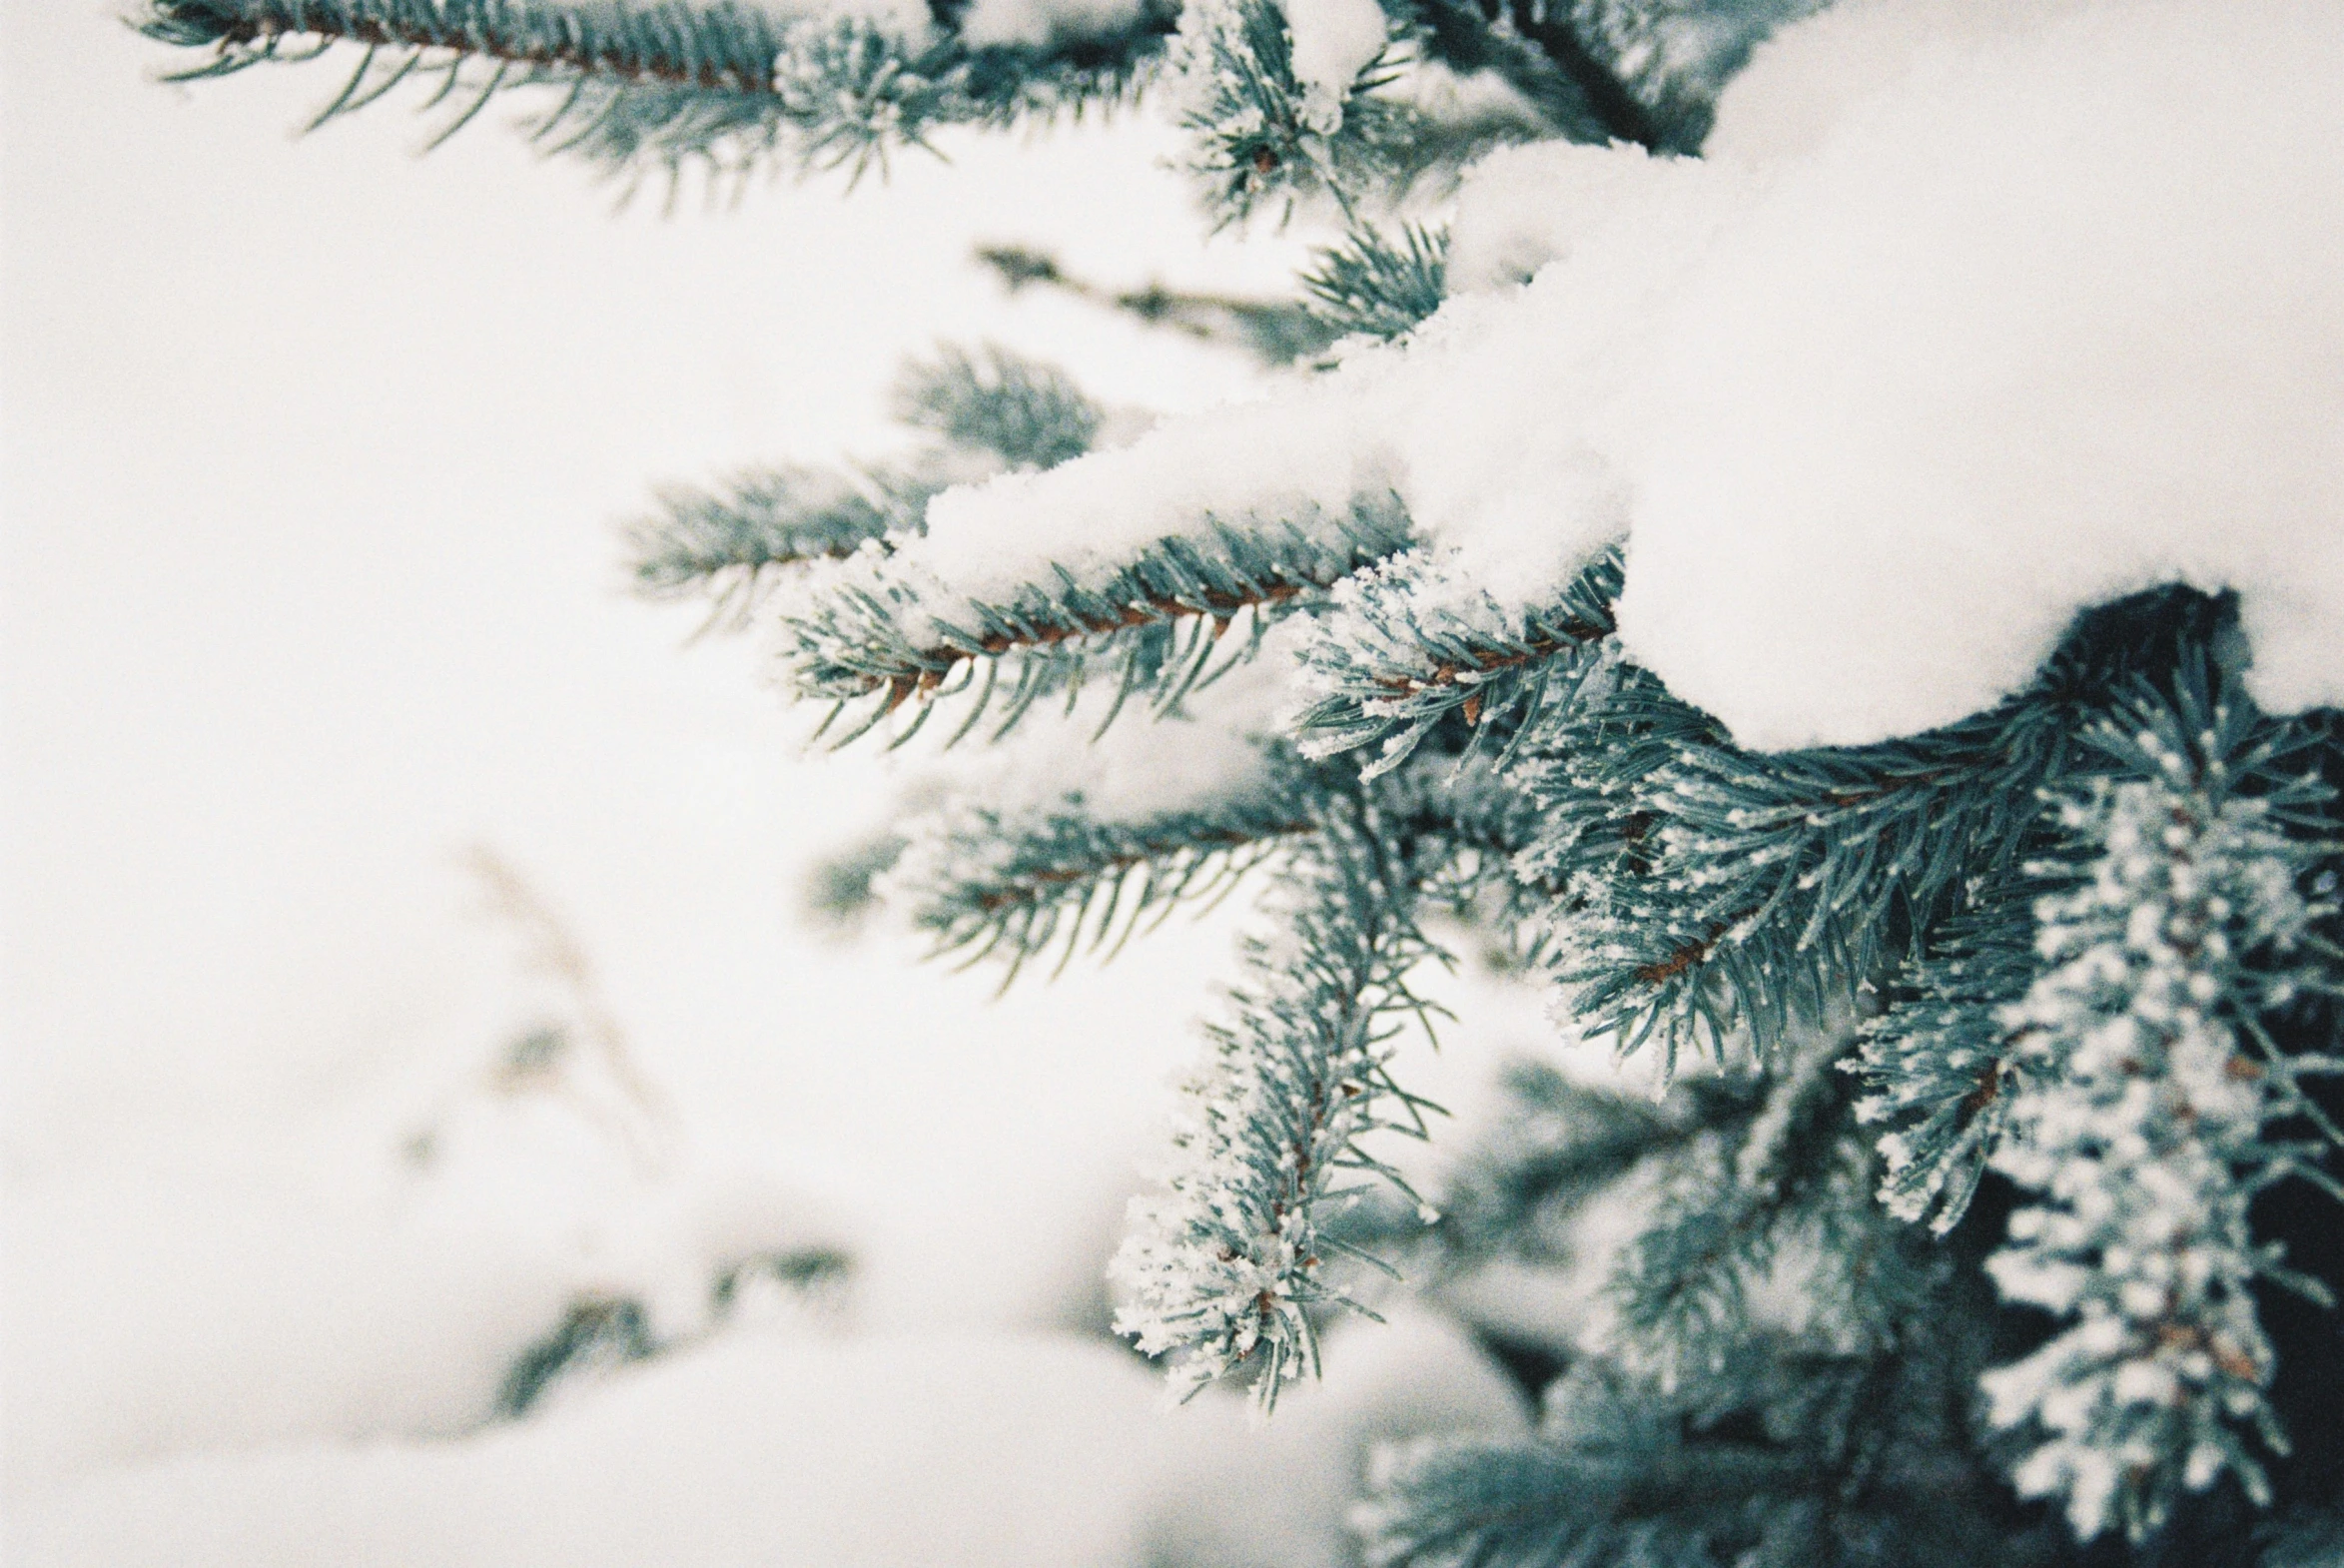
884;742;1321;981
629;343;1106;624
1981;671;2338;1543
776;495;1412;745
136;0;1176;180
1292;547;1620;778
627;463;923;616
121;0;2344;1556
1847;891;2037;1235
1169;0;1813;228
885;722;1543;984
1509;653;2079;1081
1109;795;1446;1407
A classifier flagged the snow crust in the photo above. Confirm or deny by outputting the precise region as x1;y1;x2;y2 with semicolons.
895;0;2344;750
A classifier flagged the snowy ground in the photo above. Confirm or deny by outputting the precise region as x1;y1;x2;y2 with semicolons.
0;4;1546;1562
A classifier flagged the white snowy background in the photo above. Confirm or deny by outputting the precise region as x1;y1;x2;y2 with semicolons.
0;3;1546;1563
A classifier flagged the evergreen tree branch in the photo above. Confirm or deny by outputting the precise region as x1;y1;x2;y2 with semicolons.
1426;1058;1754;1266
1511;589;2214;1078
779;498;1413;746
1361;1428;1816;1567
1111;795;1447;1407
1497;0;1667;150
1297;221;1449;345
889;739;1541;984
886;748;1328;983
1170;0;1515;223
630;345;1107;624
137;0;1174;178
1361;1325;2009;1568
1600;1025;1934;1386
1294;546;1621;778
1981;666;2339;1543
890;343;1105;471
975;244;1340;367
626;462;925;620
1847;889;2039;1234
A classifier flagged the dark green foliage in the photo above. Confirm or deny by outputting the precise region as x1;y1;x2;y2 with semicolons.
1504;595;2225;1080
2261;1511;2344;1568
892;741;1325;980
627;463;919;617
778;494;1416;745
1363;1037;2048;1567
890;343;1105;470
976;244;1342;366
137;0;1175;182
1361;1322;2031;1568
1295;547;1622;778
1299;221;1449;344
496;1295;656;1417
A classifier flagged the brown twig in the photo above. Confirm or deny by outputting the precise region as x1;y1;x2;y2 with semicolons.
1635;924;1727;987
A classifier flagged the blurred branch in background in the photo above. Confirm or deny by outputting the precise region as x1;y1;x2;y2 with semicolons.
975;243;1341;367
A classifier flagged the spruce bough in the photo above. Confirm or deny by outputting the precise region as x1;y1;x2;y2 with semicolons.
136;1;2344;1562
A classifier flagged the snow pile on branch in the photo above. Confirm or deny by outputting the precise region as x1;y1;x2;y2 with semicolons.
1617;0;2344;748
866;0;2344;752
1273;0;1390;132
835;142;1716;647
